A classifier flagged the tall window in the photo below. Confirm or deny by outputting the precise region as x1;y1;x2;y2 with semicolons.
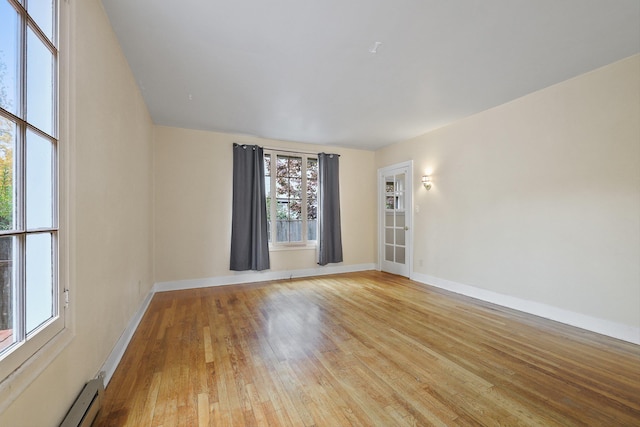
0;0;59;361
264;150;317;246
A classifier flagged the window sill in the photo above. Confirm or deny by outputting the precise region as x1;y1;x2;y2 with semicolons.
0;327;74;413
269;244;317;252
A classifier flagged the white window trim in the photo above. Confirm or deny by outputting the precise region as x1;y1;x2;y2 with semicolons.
268;244;317;252
0;0;74;411
264;149;318;249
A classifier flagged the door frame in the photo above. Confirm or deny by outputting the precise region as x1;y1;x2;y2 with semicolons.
377;161;413;278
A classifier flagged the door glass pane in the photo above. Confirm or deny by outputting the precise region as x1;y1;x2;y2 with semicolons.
26;129;53;229
396;211;405;228
385;244;394;262
0;1;19;115
396;247;405;264
385;179;394;193
385;228;393;244
385;212;394;226
27;26;54;136
26;232;54;334
0;119;15;231
28;0;55;42
0;236;15;353
385;196;394;209
395;173;405;210
395;229;405;246
395;174;405;192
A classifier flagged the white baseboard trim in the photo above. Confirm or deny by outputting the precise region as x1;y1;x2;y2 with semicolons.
412;272;640;345
153;263;377;293
100;263;376;385
99;290;155;386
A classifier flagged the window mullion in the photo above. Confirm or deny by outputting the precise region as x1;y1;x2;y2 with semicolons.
269;153;276;243
301;155;308;245
15;0;27;343
52;138;59;229
17;0;27;123
15;102;27;348
15;234;25;343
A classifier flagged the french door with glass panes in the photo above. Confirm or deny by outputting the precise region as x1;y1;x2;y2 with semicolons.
379;162;412;277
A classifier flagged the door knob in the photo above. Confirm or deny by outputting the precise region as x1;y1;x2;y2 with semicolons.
404;226;409;231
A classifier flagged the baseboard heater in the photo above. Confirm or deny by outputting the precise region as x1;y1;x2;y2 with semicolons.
59;377;104;427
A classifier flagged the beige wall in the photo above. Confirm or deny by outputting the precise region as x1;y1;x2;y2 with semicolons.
154;126;377;283
376;55;640;330
0;1;155;425
1;1;636;423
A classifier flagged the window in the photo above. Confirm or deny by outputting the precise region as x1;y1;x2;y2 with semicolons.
264;150;318;246
0;0;60;367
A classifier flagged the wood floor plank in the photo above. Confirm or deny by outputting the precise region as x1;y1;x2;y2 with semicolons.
93;271;640;426
197;393;210;427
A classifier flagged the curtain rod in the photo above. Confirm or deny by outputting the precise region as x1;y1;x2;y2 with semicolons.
263;146;319;155
236;144;340;157
263;147;341;157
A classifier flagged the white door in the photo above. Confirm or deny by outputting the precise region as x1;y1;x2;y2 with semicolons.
379;162;412;277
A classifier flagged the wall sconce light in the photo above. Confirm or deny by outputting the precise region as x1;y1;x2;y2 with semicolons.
422;175;432;190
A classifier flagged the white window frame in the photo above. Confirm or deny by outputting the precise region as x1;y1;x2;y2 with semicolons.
0;0;70;399
264;149;318;249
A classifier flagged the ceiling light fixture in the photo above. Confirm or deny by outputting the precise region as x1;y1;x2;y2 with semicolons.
368;41;382;54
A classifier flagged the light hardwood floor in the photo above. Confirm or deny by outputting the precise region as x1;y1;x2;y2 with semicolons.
93;271;640;426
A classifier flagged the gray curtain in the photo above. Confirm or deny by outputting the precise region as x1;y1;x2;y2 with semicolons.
230;143;270;271
317;153;343;265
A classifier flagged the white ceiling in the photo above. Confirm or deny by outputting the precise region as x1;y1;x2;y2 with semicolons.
101;0;640;150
